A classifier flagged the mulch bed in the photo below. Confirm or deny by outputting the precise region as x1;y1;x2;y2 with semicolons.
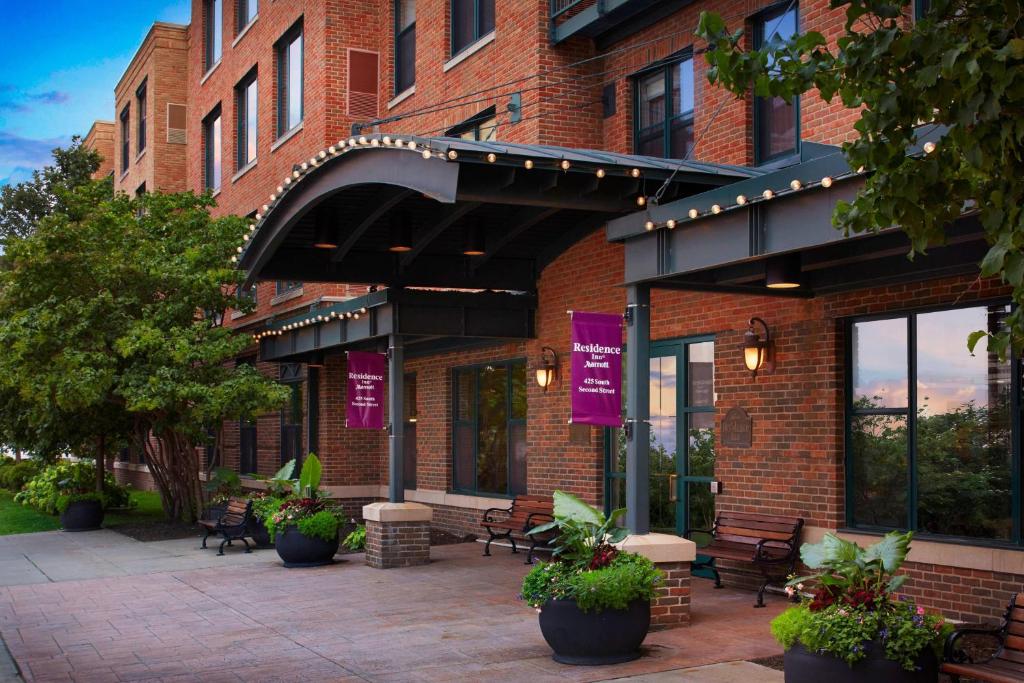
105;520;201;542
750;655;784;671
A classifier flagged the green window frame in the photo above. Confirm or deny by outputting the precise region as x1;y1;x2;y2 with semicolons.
235;68;258;169
451;0;494;58
845;301;1022;546
275;280;302;295
752;1;800;165
452;359;527;497
395;0;416;95
632;51;694;159
119;105;130;174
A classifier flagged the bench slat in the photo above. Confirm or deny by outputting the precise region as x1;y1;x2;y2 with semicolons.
716;526;796;541
716;517;803;534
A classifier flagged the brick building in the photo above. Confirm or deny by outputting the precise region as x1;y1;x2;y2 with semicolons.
82;121;115;179
83;0;1018;622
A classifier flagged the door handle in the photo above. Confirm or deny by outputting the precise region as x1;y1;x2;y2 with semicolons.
668;474;678;502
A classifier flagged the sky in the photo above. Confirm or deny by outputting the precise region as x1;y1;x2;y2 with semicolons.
0;0;191;186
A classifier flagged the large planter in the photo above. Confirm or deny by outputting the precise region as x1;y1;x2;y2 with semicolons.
274;525;339;567
538;598;650;665
249;518;273;547
784;641;938;683
60;499;105;532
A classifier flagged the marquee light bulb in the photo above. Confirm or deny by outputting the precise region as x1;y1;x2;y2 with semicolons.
637;196;646;207
524;160;534;169
358;136;368;145
667;219;677;229
383;136;392;145
408;141;417;150
630;168;641;178
711;204;722;214
560;160;571;170
422;150;432;160
370;139;380;147
736;195;747;205
821;176;833;188
762;189;775;200
486;153;497;163
790;179;802;191
596;168;605;178
644;221;655;231
688;208;699;219
448;150;458;160
923;141;936;154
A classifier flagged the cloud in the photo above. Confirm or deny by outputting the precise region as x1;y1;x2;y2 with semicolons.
29;91;70;106
0;131;68;187
0;87;71;114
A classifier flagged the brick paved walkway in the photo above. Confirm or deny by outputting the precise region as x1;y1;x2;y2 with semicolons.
0;533;785;682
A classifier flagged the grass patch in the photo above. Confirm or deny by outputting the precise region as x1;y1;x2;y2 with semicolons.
0;491;60;535
105;490;164;526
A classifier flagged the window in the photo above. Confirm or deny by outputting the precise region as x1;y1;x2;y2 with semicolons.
446;106;497;141
238;358;258;473
236;69;258;168
395;0;416;94
276;20;304;137
753;3;800;164
451;0;494;57
119;105;130;174
280;367;303;468
136;80;147;155
135;182;146;197
634;54;694;159
275;281;302;295
237;0;258;32
847;303;1017;543
453;360;527;496
203;105;222;192
204;0;222;72
237;284;256;305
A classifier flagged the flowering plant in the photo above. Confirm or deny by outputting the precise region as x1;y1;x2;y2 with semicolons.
521;491;662;614
771;531;951;670
260;455;341;543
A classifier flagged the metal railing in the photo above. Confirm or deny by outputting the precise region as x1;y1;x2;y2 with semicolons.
550;0;591;20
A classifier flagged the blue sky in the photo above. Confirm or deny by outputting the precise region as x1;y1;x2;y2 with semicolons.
0;0;191;186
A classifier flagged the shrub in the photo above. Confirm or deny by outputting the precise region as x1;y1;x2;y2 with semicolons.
297;510;342;543
264;496;341;542
250;493;284;522
56;492;104;513
205;467;241;505
342;524;366;551
522;552;661;613
0;459;43;491
15;461;131;514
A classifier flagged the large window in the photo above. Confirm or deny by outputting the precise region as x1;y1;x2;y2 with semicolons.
453;360;526;496
280;366;303;468
395;0;416;94
753;3;800;164
451;0;494;57
634;54;694;159
236;69;258;169
204;0;222;72
203;105;222;192
276;20;304;137
847;303;1017;543
136;80;147;155
119;105;129;174
237;0;257;32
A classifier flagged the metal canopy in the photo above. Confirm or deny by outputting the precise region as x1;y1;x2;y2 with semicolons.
239;134;756;292
257;287;536;364
605;130;983;297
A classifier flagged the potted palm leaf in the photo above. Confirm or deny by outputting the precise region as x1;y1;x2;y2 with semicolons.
522;491;662;665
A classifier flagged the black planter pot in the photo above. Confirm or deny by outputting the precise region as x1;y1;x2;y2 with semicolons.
784;641;938;683
538;598;650;665
274;525;339;567
60;499;105;532
249;518;273;547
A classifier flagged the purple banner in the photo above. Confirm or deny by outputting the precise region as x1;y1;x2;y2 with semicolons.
570;311;623;428
346;351;386;429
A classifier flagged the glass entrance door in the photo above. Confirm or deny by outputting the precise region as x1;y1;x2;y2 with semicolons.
649;338;716;536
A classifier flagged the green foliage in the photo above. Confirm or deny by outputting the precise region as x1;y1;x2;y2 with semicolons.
250;494;284;522
342;524;366;551
15;461;130;515
205;467;242;504
521;552;662;613
297;453;323;498
697;0;1024;353
773;532;949;669
529;490;629;564
770;602;950;670
0;491;60;535
56;492;104;513
267;459;297;497
0;458;42;491
0;179;289;521
297;510;341;543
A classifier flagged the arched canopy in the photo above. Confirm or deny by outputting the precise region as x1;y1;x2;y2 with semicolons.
239;135;756;292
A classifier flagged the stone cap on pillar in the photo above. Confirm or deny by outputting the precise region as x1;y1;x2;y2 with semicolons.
363;501;433;523
615;533;696;564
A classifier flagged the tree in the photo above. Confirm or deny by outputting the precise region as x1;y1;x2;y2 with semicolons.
0;136;106;248
697;0;1024;354
0;181;288;520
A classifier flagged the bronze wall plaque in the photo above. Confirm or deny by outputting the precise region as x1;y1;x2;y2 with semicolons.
721;407;752;448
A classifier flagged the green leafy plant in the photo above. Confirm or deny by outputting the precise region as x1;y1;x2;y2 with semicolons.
250;493;284;523
296;453;323;498
56;492;104;513
770;531;951;670
522;491;662;614
204;467;241;505
297;510;342;543
342;524;366;551
15;461;130;514
0;458;42;491
266;459;296;497
529;490;629;564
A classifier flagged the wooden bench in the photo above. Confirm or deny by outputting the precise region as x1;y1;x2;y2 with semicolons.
199;497;254;556
943;592;1024;682
481;495;555;565
686;511;803;608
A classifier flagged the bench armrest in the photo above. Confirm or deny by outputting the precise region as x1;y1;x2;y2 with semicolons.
944;625;1004;664
482;507;512;524
524;512;555;535
754;538;796;563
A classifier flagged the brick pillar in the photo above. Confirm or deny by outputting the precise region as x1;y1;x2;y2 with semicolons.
616;533;696;630
363;502;432;569
651;561;691;629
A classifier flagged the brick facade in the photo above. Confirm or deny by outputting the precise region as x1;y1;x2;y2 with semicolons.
365;518;431;568
82;121;115;179
78;0;1018;624
652;562;692;629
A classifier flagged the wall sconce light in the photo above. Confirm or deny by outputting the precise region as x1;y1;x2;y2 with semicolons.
536;346;558;391
743;317;774;378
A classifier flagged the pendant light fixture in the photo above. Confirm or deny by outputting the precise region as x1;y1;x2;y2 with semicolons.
388;213;413;253
462;223;486;256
